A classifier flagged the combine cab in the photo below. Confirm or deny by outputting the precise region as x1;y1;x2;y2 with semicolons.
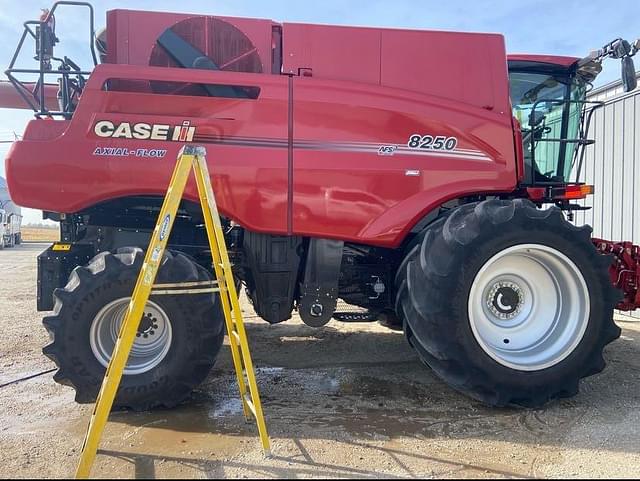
2;2;639;409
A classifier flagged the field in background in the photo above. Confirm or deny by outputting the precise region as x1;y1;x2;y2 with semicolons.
21;226;59;242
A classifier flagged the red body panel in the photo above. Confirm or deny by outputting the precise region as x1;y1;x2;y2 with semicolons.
291;76;515;244
6;11;522;248
7;66;291;235
284;24;511;112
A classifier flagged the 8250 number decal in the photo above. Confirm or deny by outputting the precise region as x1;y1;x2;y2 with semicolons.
408;134;458;151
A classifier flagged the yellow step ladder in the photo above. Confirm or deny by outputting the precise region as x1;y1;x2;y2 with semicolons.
75;145;270;479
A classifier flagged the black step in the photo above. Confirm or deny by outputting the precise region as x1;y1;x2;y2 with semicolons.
332;311;379;322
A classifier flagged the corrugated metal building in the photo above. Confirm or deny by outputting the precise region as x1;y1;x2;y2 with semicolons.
573;73;640;319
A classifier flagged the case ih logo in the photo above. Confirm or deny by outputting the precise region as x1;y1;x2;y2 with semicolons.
93;120;196;142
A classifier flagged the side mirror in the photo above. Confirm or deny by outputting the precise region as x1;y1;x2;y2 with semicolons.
621;56;637;92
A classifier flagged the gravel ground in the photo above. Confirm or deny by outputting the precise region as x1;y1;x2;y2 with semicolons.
0;243;639;479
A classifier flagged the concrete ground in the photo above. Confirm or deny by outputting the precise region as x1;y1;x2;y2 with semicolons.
1;243;639;479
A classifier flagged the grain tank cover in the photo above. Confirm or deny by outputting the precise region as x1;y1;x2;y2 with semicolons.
282;23;511;112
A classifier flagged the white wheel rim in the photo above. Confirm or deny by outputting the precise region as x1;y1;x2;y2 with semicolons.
90;297;172;375
468;244;590;371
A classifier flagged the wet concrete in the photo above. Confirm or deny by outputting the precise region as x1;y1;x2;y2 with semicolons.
1;244;639;478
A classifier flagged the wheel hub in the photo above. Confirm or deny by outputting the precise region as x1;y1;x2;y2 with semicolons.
486;281;524;319
136;312;160;338
90;298;173;375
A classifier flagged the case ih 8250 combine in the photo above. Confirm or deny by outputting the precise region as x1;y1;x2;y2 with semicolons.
2;2;640;409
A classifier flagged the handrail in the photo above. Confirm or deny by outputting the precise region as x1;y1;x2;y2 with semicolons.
524;98;604;186
4;1;96;118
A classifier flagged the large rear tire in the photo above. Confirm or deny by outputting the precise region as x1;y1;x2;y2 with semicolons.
43;247;225;410
396;199;621;407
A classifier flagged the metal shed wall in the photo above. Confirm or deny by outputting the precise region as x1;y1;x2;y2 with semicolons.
573;76;640;319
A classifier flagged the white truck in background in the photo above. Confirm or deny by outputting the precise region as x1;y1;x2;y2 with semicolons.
0;175;22;248
0;207;22;248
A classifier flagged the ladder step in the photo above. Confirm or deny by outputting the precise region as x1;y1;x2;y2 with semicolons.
332;310;379;322
230;330;241;344
243;393;257;417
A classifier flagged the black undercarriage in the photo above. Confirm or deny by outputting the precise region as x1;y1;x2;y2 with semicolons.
38;196;400;326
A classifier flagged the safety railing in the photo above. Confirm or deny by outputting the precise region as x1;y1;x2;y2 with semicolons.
4;2;97;118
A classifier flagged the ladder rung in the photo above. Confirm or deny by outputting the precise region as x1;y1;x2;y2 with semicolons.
243;393;257;417
151;287;220;295
153;280;218;288
230;330;241;344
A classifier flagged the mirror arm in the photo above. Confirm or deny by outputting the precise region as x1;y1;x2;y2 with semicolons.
579;38;638;93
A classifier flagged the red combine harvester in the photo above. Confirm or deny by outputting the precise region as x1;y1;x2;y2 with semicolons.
3;2;640;409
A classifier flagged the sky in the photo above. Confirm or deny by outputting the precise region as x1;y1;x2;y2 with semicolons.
0;0;638;223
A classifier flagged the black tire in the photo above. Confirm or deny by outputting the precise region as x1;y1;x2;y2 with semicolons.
395;199;621;407
43;247;225;410
15;233;21;245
